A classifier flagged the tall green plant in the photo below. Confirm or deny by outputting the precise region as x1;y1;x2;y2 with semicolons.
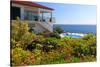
11;17;36;48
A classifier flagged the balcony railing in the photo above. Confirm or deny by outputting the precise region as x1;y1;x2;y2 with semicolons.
23;12;55;32
24;16;55;23
40;17;55;23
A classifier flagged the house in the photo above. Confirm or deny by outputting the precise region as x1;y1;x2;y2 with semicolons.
11;1;55;33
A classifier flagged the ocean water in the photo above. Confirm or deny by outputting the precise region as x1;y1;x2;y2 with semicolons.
53;24;96;34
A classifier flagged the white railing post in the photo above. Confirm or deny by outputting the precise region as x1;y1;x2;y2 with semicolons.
20;7;24;20
38;8;40;22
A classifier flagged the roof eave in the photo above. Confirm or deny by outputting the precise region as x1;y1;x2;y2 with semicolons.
11;1;54;10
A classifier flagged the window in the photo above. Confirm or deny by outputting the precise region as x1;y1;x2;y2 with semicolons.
24;10;39;21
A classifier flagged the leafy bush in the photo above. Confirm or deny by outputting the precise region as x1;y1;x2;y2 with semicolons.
60;36;96;57
11;19;96;65
39;32;61;39
54;26;64;34
42;37;59;52
11;48;35;66
50;32;61;39
11;18;36;48
26;35;44;51
42;32;51;38
41;51;66;64
82;33;96;55
82;33;96;40
33;49;42;64
81;55;96;62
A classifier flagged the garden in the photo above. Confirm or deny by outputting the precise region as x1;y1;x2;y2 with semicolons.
11;18;96;66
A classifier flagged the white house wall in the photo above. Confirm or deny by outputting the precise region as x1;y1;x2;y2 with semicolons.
12;3;38;20
12;3;53;33
12;3;24;20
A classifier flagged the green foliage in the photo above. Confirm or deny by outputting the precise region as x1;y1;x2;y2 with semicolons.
71;57;80;62
54;26;64;34
33;49;42;64
40;51;66;64
42;37;59;52
26;35;45;51
11;48;35;66
11;19;96;65
11;19;36;48
81;55;96;62
49;32;61;39
39;32;61;39
82;33;96;40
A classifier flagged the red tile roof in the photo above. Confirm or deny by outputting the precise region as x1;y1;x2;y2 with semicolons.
11;1;54;10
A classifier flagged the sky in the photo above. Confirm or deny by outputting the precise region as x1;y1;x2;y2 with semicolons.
37;2;96;25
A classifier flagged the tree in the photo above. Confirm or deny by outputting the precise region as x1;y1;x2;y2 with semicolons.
54;26;64;34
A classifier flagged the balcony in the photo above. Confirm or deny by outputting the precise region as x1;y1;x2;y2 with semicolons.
23;15;55;32
24;16;55;23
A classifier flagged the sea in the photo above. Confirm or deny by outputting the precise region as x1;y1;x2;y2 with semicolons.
53;24;96;34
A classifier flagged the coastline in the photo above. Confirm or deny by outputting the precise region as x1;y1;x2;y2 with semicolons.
53;24;96;34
